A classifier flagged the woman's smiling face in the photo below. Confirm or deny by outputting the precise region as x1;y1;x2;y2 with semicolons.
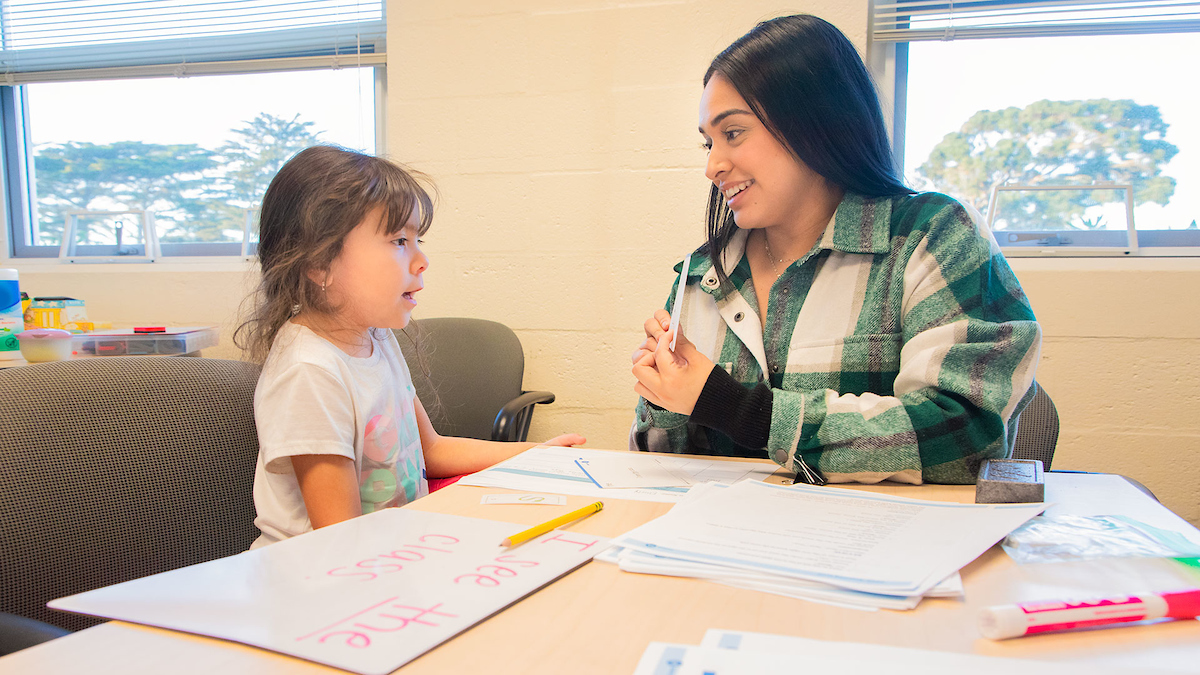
699;72;826;232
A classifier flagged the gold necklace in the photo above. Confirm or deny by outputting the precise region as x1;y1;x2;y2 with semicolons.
762;233;791;278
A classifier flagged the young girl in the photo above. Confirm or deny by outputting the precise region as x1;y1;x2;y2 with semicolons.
238;145;584;548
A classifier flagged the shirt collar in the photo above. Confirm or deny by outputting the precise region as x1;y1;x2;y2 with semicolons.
819;192;894;254
676;233;744;299
682;193;894;298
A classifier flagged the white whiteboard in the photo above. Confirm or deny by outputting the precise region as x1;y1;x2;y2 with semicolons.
49;509;608;675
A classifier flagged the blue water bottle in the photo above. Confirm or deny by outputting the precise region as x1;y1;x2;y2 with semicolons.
0;268;22;360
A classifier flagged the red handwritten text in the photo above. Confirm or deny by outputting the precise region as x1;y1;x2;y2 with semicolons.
541;532;599;552
298;598;458;649
326;534;461;582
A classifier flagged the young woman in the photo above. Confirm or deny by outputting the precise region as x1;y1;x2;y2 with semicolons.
630;15;1041;485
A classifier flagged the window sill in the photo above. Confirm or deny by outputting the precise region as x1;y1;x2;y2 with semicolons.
1007;255;1200;273
1;256;256;274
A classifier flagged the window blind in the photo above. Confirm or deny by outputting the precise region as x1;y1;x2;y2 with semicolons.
0;0;385;83
872;0;1200;42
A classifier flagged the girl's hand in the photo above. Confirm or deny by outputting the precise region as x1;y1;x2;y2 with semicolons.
544;433;586;447
631;326;714;415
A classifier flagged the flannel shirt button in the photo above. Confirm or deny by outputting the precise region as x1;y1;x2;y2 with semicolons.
734;312;744;322
780;287;789;296
703;276;717;287
772;448;788;464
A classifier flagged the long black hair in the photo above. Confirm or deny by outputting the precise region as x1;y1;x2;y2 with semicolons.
703;14;912;284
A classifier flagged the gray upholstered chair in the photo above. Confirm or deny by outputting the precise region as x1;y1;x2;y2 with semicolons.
0;356;262;654
396;318;554;442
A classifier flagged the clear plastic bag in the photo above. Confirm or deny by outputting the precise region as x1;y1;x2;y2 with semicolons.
1001;514;1200;564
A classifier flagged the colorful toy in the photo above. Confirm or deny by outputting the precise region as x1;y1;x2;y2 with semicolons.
25;297;91;332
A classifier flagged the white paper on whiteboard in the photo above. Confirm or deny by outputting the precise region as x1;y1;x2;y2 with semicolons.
49;509;607;675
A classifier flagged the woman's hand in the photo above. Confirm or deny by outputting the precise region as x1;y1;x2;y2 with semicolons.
544;433;586;447
631;319;714;416
631;309;671;366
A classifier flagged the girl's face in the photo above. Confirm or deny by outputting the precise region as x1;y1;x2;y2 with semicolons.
322;206;428;334
699;72;825;232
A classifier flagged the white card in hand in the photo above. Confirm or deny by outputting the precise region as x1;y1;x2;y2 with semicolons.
668;253;690;352
480;494;568;505
576;456;693;489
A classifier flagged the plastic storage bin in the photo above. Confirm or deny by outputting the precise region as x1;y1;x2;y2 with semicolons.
72;326;219;357
17;328;74;362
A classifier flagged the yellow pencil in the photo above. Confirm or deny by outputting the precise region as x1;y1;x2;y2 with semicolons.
500;501;604;548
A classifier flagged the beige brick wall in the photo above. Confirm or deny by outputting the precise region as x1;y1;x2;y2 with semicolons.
386;0;1200;525
1012;257;1200;523
385;0;870;459
10;0;1200;527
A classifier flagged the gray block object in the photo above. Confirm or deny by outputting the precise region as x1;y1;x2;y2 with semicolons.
975;458;1045;503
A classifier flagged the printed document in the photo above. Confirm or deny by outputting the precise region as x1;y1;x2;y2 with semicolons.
613;480;1044;598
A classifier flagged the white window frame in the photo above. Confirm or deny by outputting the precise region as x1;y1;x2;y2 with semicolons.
1;0;387;261
869;0;1200;257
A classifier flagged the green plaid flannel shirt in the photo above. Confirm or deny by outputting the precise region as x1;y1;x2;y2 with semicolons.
633;192;1041;485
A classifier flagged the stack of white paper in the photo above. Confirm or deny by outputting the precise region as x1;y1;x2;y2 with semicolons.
457;446;780;503
600;481;1045;610
633;630;1149;674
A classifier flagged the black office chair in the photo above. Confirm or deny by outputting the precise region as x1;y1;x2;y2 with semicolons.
1011;382;1157;501
1011;381;1059;470
0;356;262;655
396;318;554;442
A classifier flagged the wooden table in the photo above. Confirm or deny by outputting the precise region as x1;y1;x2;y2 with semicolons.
2;468;1198;674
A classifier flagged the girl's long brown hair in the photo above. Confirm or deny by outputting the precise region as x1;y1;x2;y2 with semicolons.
235;145;435;363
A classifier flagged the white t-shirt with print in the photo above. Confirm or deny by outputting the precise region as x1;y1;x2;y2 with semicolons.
250;321;428;548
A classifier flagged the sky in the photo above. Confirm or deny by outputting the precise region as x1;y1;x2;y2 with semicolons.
24;67;375;244
904;32;1199;230
20;31;1198;234
26;67;376;153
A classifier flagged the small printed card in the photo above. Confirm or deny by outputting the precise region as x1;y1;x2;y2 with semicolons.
480;493;568;506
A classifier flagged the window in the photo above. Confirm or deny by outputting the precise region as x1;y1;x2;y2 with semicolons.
2;0;385;260
875;1;1200;255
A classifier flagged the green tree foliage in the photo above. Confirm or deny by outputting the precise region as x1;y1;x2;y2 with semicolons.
34;141;216;244
215;113;323;206
916;99;1178;230
31;113;325;246
205;113;323;243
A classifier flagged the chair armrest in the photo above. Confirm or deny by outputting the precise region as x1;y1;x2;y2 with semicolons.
0;611;71;656
492;390;555;442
